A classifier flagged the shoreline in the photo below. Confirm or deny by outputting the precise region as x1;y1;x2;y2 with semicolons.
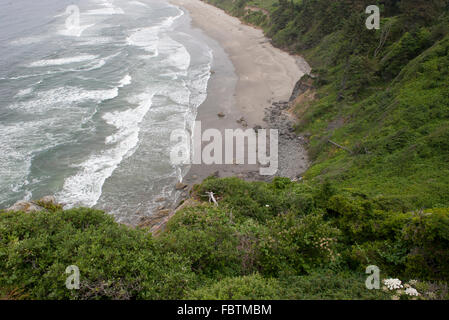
4;0;312;232
171;0;311;185
140;0;313;232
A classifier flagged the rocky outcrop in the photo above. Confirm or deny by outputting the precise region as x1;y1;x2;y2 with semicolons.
289;75;315;103
5;195;60;213
175;182;188;190
6;201;44;213
138;198;200;236
38;195;57;205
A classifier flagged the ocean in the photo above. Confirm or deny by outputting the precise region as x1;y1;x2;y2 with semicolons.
0;0;213;223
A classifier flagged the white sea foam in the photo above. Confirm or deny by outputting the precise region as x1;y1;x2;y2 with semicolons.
57;90;156;208
0;125;33;201
118;74;132;87
28;55;98;67
15;87;34;97
126;26;160;56
129;1;149;8
73;58;106;72
76;36;115;46
9;86;118;114
86;0;124;15
86;7;124;15
126;7;184;56
8;54;111;81
0;119;62;207
159;36;191;70
158;82;191;106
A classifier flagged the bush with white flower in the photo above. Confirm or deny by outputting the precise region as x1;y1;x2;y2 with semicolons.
405;287;420;297
383;278;403;290
382;278;421;300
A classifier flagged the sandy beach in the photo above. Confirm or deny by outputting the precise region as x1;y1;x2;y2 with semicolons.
171;0;310;127
170;0;310;185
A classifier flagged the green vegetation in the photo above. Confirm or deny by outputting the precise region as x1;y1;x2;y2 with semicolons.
206;0;449;210
0;208;195;299
2;0;449;299
1;178;448;299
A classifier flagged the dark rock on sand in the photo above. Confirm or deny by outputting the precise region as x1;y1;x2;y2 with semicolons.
175;182;188;190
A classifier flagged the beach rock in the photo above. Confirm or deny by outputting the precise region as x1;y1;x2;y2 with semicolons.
6;201;44;213
175;182;188;190
39;195;57;205
211;171;220;178
155;197;166;202
272;102;289;110
236;116;245;124
262;90;310;181
158;209;171;215
217;112;225;118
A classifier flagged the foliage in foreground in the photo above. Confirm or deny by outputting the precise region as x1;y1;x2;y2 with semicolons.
1;177;448;300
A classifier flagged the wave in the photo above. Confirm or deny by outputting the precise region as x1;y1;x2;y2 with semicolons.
9;86;118;114
8;52;121;81
0;119;61;207
129;1;149;8
118;74;132;87
126;26;160;57
86;7;124;15
57;90;157;208
159;36;191;71
126;7;184;57
28;55;98;67
15;87;34;98
86;0;124;15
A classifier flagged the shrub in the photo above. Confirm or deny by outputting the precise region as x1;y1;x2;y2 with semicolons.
258;212;341;276
278;271;391;300
158;204;248;278
402;209;449;280
196;177;316;222
0;209;194;299
187;274;282;300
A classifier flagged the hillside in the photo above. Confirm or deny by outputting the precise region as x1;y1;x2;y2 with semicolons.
206;0;449;210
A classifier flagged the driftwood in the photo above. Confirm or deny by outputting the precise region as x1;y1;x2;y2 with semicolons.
328;140;352;153
205;192;218;206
